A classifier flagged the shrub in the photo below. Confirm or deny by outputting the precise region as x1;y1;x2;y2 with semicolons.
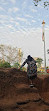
0;61;11;68
13;62;20;69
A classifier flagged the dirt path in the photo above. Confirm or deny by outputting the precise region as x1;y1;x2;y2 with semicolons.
0;68;49;111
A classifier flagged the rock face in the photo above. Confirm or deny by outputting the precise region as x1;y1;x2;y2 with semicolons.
0;68;49;111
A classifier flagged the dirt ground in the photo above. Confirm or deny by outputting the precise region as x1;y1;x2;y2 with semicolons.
0;68;49;111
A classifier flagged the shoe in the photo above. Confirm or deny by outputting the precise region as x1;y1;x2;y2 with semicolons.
30;84;34;87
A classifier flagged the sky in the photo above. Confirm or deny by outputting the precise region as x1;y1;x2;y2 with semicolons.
0;0;49;66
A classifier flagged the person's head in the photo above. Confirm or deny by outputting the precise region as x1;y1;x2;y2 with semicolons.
27;55;33;61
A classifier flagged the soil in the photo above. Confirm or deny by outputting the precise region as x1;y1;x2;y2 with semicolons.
0;68;49;111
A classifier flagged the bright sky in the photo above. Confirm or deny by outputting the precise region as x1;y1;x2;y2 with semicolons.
0;0;49;66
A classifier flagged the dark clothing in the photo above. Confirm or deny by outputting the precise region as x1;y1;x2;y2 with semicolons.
27;75;37;80
21;58;37;79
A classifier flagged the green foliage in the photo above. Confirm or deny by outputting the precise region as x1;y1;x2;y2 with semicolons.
20;67;27;72
33;0;49;9
0;61;11;68
13;62;20;69
36;58;43;63
36;58;43;68
22;67;27;71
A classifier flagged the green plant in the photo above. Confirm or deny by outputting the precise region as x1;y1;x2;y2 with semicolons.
0;61;11;68
13;62;20;69
36;58;43;68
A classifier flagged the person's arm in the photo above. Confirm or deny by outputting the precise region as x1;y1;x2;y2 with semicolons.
20;59;27;68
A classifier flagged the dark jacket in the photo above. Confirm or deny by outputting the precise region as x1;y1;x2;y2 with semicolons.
21;58;37;77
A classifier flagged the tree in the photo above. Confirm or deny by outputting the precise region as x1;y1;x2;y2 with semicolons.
6;46;18;64
0;45;23;65
17;48;23;65
13;62;20;69
33;0;49;9
0;45;6;62
36;58;43;68
0;45;18;64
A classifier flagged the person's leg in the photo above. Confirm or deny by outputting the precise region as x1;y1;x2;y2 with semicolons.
27;76;31;85
27;76;33;86
31;75;37;87
27;77;30;85
29;76;34;87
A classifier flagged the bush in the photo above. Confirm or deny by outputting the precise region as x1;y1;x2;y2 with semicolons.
21;67;27;71
0;62;11;68
13;62;20;69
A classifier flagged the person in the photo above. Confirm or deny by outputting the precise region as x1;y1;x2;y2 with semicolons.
20;55;37;87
